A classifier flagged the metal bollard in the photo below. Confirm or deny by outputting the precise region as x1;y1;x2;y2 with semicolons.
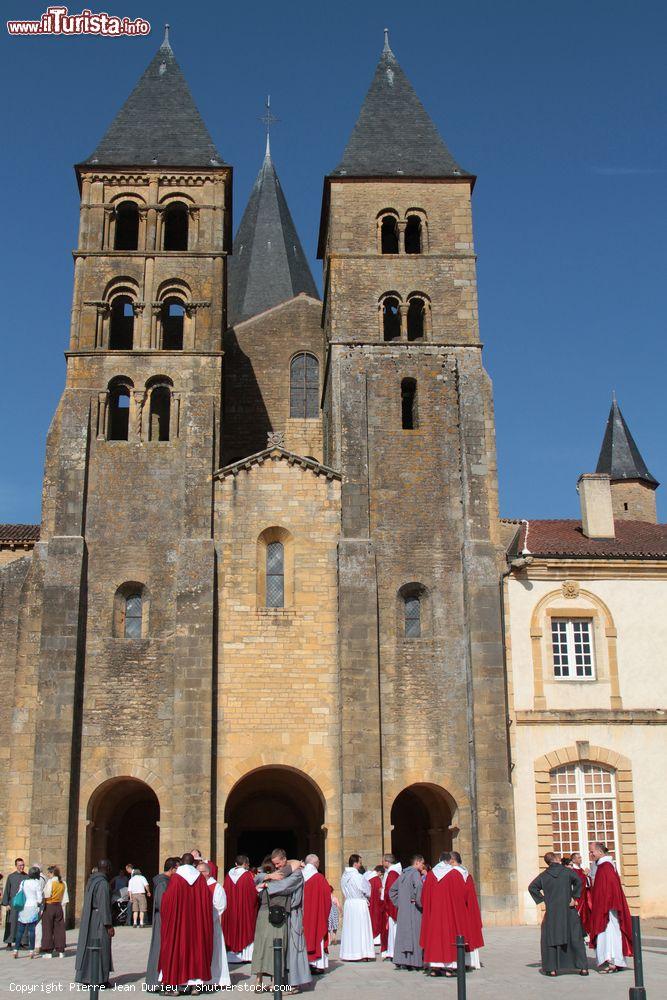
629;915;647;1000
273;936;284;1000
88;937;101;1000
456;935;466;1000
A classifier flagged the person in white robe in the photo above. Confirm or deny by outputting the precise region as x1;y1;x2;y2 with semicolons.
339;855;374;961
200;864;231;988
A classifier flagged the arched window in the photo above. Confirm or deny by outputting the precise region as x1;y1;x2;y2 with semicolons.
149;385;171;441
124;592;143;638
290;353;319;418
114;201;139;251
398;583;428;638
163;202;189;251
401;378;417;430
113;582;148;638
266;541;285;608
407;296;426;341
382;295;401;341
109;296;135;350
550;763;618;859
107;378;132;441
404;594;421;637
404;214;423;255
380;214;399;254
161;298;185;350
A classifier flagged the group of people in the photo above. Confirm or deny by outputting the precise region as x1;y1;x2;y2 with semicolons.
75;848;337;993
4;838;636;989
1;858;69;958
528;841;634;976
339;851;484;976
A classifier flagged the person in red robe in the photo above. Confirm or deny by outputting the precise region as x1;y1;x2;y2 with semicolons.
380;856;402;959
420;854;454;975
588;842;633;972
158;852;214;988
420;851;483;976
564;853;591;935
365;866;384;944
302;854;333;972
453;853;484;963
221;854;258;964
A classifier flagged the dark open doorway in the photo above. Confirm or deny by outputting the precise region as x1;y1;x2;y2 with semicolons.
224;767;325;872
86;777;160;880
390;783;456;867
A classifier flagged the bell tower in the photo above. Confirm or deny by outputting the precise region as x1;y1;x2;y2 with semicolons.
25;32;231;907
319;33;517;919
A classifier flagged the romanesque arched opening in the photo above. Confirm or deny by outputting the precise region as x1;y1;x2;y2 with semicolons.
224;767;326;872
86;777;159;881
390;783;457;866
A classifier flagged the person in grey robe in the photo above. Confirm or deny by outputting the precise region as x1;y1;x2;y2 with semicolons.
145;856;178;991
389;855;425;970
528;852;589;976
252;850;312;992
2;859;27;948
75;860;114;987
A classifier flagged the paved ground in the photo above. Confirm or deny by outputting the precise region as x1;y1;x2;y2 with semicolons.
1;925;666;999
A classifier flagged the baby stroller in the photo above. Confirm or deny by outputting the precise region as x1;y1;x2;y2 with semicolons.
113;887;129;925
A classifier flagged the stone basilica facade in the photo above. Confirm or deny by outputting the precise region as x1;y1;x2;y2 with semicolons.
2;33;665;923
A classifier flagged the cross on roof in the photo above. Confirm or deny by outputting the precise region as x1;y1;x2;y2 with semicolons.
259;95;280;156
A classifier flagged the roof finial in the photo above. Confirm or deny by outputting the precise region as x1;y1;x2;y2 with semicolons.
383;27;391;54
163;23;170;46
612;388;617;404
259;95;279;158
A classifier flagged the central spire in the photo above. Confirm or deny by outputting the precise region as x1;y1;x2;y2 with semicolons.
228;143;319;326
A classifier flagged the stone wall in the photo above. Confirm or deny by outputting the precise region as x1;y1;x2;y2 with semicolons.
223;295;324;464
214;456;341;873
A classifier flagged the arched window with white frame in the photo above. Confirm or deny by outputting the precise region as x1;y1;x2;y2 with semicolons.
550;762;619;859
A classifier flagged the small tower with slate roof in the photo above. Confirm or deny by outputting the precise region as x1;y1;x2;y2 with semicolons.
596;399;659;522
318;32;517;919
223;142;322;464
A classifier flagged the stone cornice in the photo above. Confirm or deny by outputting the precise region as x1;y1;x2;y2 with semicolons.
514;559;667;580
515;709;667;725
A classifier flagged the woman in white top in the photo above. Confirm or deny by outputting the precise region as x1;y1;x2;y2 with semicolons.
14;867;43;959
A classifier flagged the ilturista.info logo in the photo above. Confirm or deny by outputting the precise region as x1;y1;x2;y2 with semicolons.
7;6;151;36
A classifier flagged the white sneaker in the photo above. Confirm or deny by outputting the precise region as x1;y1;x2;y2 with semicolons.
58;953;65;958
44;953;52;959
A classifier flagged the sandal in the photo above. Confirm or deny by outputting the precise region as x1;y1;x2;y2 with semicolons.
579;970;589;976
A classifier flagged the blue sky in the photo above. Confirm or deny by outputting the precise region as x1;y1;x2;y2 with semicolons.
1;0;665;523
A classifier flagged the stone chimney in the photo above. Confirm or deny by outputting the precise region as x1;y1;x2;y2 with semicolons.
578;473;615;539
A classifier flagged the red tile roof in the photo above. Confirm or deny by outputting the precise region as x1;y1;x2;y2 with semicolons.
0;524;40;544
512;519;667;559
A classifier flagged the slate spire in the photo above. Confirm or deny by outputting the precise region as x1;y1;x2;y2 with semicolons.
228;147;319;326
332;32;470;178
82;35;224;167
596;399;658;486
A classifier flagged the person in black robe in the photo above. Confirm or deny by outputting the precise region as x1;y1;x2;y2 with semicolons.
75;860;114;987
528;852;588;976
145;856;178;991
2;859;27;948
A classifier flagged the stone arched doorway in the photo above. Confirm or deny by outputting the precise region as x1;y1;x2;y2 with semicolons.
86;777;160;880
224;767;325;872
390;783;457;866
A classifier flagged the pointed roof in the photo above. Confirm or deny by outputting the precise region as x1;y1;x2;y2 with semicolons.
81;34;224;168
228;146;319;326
331;31;470;178
596;399;658;486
